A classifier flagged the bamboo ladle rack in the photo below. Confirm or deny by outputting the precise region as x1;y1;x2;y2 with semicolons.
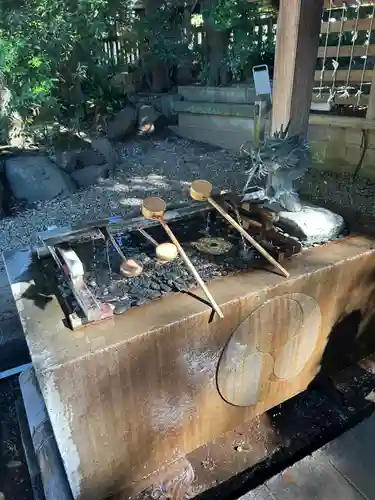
141;196;224;319
190;180;290;278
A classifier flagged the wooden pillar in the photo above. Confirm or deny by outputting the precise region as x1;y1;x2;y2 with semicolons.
272;0;324;136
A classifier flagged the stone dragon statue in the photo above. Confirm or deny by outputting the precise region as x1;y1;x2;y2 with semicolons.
241;123;312;212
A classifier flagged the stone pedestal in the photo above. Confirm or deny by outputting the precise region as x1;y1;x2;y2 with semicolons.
278;205;346;244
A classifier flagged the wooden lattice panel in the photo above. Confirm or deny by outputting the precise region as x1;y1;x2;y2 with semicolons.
324;0;375;8
315;1;375;112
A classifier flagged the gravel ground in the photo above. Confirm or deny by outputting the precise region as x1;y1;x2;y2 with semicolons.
0;135;244;271
299;168;375;214
1;132;375;271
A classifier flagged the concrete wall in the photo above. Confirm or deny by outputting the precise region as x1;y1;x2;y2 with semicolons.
308;123;375;179
174;86;375;179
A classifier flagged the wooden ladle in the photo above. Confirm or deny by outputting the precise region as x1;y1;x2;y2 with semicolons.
138;228;178;262
141;196;224;319
105;228;143;277
190;180;290;278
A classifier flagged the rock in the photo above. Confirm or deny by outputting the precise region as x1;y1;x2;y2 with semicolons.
71;164;109;188
114;300;131;315
136;298;149;306
277;205;346;244
110;72;135;94
91;137;118;170
150;281;160;290
153;94;182;123
5;155;74;202
146;289;162;299
53;150;78;173
76;148;105;168
176;65;193;86
107;106;136;141
137;104;161;134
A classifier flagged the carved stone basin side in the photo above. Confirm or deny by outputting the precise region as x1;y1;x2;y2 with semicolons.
4;234;375;500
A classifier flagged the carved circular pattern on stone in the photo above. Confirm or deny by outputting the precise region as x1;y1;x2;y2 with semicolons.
216;293;321;407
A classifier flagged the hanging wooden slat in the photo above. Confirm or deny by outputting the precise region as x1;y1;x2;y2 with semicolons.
312;94;369;106
317;44;375;58
321;18;373;34
324;0;374;7
314;69;373;82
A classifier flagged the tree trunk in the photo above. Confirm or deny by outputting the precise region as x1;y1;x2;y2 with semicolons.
142;0;171;92
175;7;194;86
149;59;170;93
203;6;229;87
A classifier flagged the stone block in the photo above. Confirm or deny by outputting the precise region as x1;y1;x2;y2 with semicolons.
6;235;375;500
76;149;105;168
170;125;250;152
177;85;257;104
153;93;182;123
344;145;362;166
308;125;331;142
179;113;254;134
362;148;375;169
71;164;109;188
107;106;136;141
366;129;375;148
310;141;328;164
91;138;118;170
345;129;363;146
174;101;255;118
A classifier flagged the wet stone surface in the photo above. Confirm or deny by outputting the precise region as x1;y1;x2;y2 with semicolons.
49;212;261;316
39;200;349;318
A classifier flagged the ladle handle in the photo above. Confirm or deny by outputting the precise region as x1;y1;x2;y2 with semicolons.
208;197;290;278
158;218;224;319
106;228;127;261
138;228;159;247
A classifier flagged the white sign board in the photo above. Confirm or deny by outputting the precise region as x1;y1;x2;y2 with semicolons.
252;64;272;99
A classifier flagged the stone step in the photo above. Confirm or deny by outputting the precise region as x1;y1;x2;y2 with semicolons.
178;112;257;136
177;86;330;113
169;125;250;152
174;100;256;118
178;85;258;104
